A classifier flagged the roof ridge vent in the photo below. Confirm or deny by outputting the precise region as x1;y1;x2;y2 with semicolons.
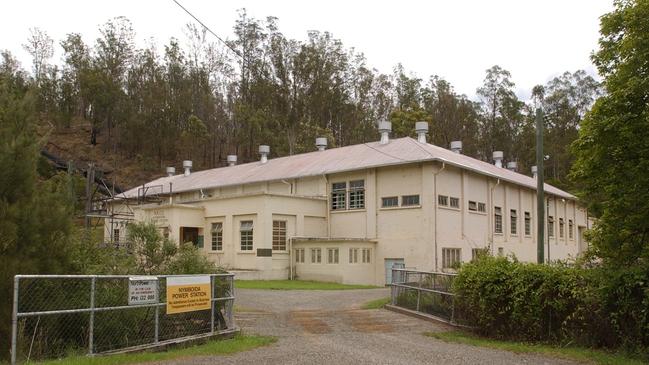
506;161;518;172
415;121;428;143
316;137;327;151
227;155;237;166
259;145;270;164
450;141;462;154
182;160;192;176
378;121;391;145
166;166;175;177
492;151;504;168
531;165;538;179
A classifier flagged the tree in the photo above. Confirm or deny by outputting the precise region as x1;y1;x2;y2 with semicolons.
22;28;54;84
571;0;649;266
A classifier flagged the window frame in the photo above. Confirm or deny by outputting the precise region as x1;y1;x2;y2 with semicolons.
559;218;565;239
272;220;287;251
327;248;339;264
494;207;503;234
510;209;517;235
331;182;347;211
402;194;420;207
361;248;371;263
310;248;322;264
442;248;461;269
239;220;254;251
349;248;359;263
438;195;449;207
568;219;574;240
348;180;365;209
211;222;223;251
478;202;486;212
548;216;555;237
295;248;305;263
381;196;399;208
524;212;531;236
449;197;460;209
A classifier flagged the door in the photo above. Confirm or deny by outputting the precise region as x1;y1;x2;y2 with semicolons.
180;227;199;246
384;258;405;285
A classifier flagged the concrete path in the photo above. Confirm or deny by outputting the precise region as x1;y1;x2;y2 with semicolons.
153;288;576;365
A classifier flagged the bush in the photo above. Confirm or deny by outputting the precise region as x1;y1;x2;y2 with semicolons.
453;256;649;356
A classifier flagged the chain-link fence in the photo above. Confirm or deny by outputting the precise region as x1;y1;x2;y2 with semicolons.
10;274;236;364
389;268;468;326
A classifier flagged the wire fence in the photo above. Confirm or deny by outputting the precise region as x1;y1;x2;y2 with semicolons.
10;274;236;364
389;268;468;326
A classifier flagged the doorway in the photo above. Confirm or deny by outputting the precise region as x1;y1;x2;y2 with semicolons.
180;227;200;246
384;258;405;285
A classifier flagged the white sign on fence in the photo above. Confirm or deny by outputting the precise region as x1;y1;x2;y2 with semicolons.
128;276;159;305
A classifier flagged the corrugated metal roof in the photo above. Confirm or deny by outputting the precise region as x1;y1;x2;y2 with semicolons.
120;137;575;200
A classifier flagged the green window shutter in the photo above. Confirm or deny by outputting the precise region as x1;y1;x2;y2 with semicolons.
197;235;204;248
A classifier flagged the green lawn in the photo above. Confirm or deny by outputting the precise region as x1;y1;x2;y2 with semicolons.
361;297;390;309
426;331;645;365
235;279;378;290
33;335;276;365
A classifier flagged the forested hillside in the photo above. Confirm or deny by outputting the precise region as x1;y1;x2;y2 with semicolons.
8;11;600;190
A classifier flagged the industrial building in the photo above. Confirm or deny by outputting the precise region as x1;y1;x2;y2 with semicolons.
106;122;590;285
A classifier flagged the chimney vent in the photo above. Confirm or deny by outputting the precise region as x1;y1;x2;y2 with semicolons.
378;121;392;145
415;121;428;143
506;161;518;172
315;137;327;151
450;141;463;154
259;145;270;164
531;165;538;178
227;155;237;166
492;151;504;168
182;160;192;176
166;167;175;177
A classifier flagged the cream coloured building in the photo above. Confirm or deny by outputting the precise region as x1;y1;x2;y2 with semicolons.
106;124;591;286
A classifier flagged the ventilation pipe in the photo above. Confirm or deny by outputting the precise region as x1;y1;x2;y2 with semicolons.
493;151;504;168
182;160;192;176
450;141;463;154
415;121;428;143
531;165;538;179
506;161;518;172
259;145;270;164
316;137;327;151
378;121;391;145
166;167;175;177
227;155;237;166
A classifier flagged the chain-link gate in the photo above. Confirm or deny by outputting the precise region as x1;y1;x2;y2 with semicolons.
10;274;237;364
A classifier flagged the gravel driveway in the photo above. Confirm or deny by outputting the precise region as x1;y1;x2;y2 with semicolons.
154;288;575;365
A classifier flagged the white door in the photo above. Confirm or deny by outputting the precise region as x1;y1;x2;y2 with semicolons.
384;258;405;285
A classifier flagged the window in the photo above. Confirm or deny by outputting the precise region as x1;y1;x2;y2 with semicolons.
272;220;287;251
472;248;487;261
162;227;170;239
494;207;503;233
450;197;460;209
525;212;531;236
211;222;223;251
349;248;358;263
295;248;305;263
559;218;565;238
478;202;486;212
548;216;555;237
569;219;574;239
240;221;254;250
498;247;504;256
382;196;398;208
510;209;517;235
327;248;339;264
402;195;420;206
438;195;448;206
113;229;120;243
349;180;365;209
442;248;461;268
311;248;322;263
362;248;371;263
468;201;477;211
331;182;346;210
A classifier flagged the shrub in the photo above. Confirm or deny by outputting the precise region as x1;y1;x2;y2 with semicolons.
453;256;649;356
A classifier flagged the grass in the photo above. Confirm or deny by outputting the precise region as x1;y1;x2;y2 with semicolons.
426;331;645;365
33;335;276;365
235;279;378;290
361;297;390;309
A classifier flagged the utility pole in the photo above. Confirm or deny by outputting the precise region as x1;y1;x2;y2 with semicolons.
535;108;545;264
85;163;95;229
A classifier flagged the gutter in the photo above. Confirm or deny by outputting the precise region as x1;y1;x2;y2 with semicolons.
490;178;501;256
433;162;446;271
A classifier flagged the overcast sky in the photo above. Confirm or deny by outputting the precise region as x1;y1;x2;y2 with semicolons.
2;0;613;100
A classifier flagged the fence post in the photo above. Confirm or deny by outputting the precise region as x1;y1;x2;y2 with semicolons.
89;276;95;355
210;276;215;334
11;276;19;365
154;279;159;344
227;275;234;328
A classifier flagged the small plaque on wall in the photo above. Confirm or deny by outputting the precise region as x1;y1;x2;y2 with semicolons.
257;248;272;257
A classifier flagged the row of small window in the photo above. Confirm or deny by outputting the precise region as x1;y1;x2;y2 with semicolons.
381;195;420;208
442;248;493;269
493;208;574;239
438;195;460;209
295;248;372;264
209;220;288;251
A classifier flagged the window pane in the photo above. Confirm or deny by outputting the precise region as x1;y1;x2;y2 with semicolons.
468;201;477;211
211;222;223;251
382;196;398;207
525;212;531;236
510;209;517;235
494;207;503;233
450;197;459;209
349;180;365;209
478;202;486;212
240;221;253;250
402;195;420;206
438;195;448;206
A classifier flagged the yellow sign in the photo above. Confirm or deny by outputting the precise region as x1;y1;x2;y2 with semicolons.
166;276;211;314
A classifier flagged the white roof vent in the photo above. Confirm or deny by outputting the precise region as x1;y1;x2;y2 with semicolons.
259;145;270;164
182;160;192;176
166;166;175;177
506;161;518;172
316;137;327;151
227;155;237;166
531;165;538;178
450;141;462;154
492;151;504;168
378;120;391;145
415;121;428;143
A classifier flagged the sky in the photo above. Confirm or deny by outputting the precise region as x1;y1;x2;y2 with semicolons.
2;0;613;100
